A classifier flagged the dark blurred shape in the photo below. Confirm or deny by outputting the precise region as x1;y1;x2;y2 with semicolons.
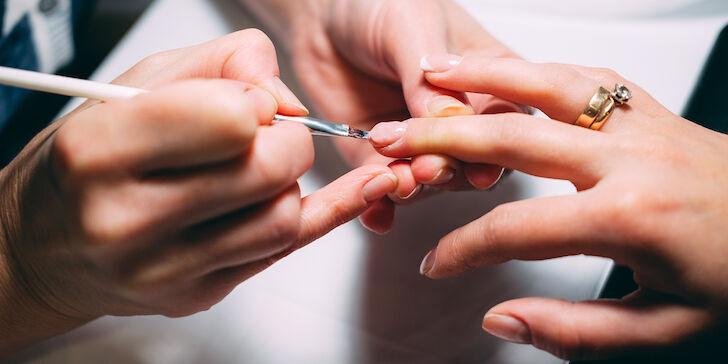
683;24;728;134
0;0;152;167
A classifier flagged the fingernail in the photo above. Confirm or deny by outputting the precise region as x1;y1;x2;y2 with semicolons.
424;168;455;185
391;183;422;201
420;54;463;73
419;247;437;275
425;95;473;117
362;173;398;203
482;314;532;345
485;168;505;190
369;122;407;148
273;77;309;115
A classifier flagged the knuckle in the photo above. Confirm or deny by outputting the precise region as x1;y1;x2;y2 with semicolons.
589;67;621;86
488;114;525;156
79;198;145;245
51;122;110;176
267;197;301;250
51;126;82;176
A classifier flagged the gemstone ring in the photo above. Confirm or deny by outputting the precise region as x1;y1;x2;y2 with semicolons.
575;84;632;131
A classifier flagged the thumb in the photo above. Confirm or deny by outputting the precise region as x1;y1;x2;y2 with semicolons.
114;29;308;116
483;294;711;361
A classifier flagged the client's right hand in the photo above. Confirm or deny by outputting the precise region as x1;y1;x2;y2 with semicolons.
0;30;397;355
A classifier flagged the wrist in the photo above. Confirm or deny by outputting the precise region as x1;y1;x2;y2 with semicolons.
0;138;93;356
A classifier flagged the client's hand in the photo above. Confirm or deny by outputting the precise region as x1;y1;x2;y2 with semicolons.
281;0;523;232
369;55;728;360
0;30;396;355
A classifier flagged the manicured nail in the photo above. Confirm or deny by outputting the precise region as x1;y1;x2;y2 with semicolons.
485;168;505;190
391;184;422;201
424;168;455;185
419;247;437;275
362;173;398;203
273;77;309;115
369;122;407;148
482;314;532;344
420;54;463;73
425;95;473;117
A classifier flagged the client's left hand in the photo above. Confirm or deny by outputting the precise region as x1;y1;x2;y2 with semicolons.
368;55;728;360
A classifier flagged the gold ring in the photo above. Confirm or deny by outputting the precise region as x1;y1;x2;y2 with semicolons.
575;84;632;130
589;96;616;131
575;87;611;128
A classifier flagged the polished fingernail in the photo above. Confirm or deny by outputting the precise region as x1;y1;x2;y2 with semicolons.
273;77;309;115
419;247;437;275
420;54;463;73
482;314;532;344
425;95;473;117
485;168;506;190
362;173;398;203
392;183;422;201
424;168;455;185
369;122;407;148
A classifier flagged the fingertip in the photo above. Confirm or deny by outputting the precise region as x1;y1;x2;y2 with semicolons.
369;121;407;149
424;95;474;117
362;173;398;203
259;77;308;117
244;87;278;125
387;161;421;203
464;164;505;190
420;54;463;73
482;313;532;345
359;199;396;234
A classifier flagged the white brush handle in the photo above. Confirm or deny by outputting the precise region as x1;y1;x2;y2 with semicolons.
0;66;369;139
0;66;147;101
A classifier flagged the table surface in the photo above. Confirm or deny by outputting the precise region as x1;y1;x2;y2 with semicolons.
10;0;728;363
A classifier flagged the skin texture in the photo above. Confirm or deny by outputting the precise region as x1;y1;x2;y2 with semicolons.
0;30;398;356
369;55;728;360
239;0;523;233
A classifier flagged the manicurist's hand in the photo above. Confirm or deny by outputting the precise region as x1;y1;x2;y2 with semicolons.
240;0;522;233
0;30;397;356
369;55;728;360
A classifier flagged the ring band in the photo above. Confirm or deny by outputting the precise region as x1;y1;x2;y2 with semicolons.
589;96;616;131
575;87;611;128
575;84;632;130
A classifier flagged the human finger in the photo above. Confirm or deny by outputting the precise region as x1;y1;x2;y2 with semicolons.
369;115;609;186
53;79;278;175
387;160;422;203
419;194;622;279
482;295;711;360
421;55;656;127
197;164;399;284
132;121;314;232
115;28;308;116
120;185;303;285
358;198;396;234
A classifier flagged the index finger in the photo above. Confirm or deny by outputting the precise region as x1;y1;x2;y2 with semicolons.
421;55;653;127
369;115;609;187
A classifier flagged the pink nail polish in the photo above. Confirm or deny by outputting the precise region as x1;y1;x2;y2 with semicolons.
369;122;407;148
420;54;463;72
482;314;532;344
